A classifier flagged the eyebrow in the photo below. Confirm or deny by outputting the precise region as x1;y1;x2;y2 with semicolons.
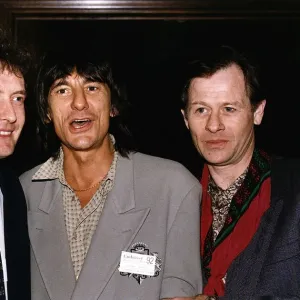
50;78;69;90
190;100;243;107
13;90;26;96
50;77;101;91
223;101;244;107
0;89;26;96
190;100;206;106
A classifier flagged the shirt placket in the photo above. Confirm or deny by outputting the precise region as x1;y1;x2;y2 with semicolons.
71;181;109;279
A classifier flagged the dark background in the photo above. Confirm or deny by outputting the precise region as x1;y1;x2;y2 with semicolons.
5;19;300;176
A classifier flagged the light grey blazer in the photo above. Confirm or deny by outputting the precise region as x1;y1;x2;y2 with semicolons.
20;152;203;300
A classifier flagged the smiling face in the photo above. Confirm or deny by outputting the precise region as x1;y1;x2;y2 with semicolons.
182;64;266;168
48;72;112;153
0;68;26;159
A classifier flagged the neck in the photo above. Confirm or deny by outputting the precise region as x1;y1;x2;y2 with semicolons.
208;149;253;190
62;138;114;188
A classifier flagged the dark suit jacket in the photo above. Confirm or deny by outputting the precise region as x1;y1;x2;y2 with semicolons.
0;164;30;300
223;158;300;299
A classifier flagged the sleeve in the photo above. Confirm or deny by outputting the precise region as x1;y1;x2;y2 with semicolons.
160;183;203;299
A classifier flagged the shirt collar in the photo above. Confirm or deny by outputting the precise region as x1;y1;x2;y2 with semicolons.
32;134;116;182
208;167;248;195
32;148;63;181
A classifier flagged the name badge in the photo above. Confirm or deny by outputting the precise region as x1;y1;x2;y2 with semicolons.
119;251;156;276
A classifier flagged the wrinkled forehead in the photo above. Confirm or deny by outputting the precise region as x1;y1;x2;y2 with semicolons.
0;68;26;95
189;65;247;99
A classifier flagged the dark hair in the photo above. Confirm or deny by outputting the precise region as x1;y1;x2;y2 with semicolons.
181;45;265;112
36;50;135;158
0;28;31;81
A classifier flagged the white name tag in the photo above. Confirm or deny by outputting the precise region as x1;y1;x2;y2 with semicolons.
119;251;156;276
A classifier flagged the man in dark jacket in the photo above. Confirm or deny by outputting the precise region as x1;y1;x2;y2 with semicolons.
181;45;300;299
0;28;31;300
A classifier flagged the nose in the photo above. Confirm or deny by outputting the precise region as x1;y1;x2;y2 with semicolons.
0;100;17;123
205;112;225;133
71;88;89;111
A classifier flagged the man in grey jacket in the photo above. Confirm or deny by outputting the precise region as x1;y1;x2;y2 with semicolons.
20;49;203;300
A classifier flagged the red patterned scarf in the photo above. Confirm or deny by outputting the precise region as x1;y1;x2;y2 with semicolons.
200;149;271;296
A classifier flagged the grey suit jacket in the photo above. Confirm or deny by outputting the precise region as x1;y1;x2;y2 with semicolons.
20;152;203;300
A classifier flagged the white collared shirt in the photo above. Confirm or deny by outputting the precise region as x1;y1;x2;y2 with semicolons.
0;188;8;299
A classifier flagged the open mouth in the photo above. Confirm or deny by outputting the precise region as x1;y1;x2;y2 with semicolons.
71;119;91;128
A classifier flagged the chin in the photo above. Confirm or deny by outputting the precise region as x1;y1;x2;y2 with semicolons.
203;154;230;166
71;144;93;151
207;161;229;167
68;138;93;148
0;149;14;158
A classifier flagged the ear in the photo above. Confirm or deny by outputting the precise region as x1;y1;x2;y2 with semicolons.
253;99;266;125
110;106;119;118
181;109;190;129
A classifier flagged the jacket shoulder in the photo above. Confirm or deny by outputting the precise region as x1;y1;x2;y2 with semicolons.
19;164;43;189
130;152;199;186
271;157;300;192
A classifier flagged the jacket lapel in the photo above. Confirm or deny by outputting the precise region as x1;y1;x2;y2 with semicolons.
0;167;31;300
28;179;75;300
71;154;150;300
226;158;287;297
226;196;284;297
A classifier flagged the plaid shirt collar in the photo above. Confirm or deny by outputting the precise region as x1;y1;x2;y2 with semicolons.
32;148;64;181
32;135;116;184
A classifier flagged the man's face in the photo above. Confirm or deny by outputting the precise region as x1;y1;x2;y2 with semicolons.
0;69;26;159
48;72;113;152
182;64;266;167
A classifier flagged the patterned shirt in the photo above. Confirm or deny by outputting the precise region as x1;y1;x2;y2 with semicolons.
206;168;247;294
208;168;248;242
32;147;118;279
